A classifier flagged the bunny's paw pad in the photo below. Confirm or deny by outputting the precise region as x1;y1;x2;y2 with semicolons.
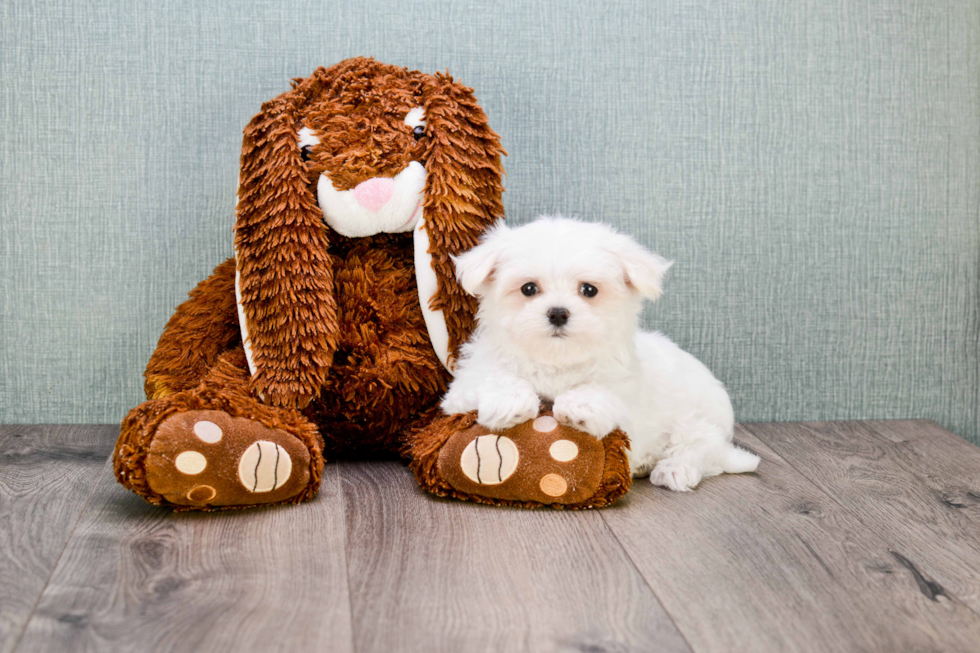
437;412;609;505
144;410;312;508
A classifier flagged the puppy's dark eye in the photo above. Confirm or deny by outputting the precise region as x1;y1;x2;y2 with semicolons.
521;282;538;297
413;125;425;141
580;282;598;298
300;145;312;162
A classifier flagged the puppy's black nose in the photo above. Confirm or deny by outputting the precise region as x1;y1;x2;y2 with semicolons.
547;307;570;327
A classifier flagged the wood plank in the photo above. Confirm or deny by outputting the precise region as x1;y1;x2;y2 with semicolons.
602;426;980;653
744;419;980;612
14;462;354;653
341;461;691;653
0;425;113;653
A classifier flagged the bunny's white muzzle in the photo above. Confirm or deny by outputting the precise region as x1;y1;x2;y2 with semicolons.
316;161;426;238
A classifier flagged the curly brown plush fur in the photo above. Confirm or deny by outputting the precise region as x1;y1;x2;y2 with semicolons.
116;57;630;510
144;258;241;400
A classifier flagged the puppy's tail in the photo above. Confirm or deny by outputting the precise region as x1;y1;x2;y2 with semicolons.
722;445;761;474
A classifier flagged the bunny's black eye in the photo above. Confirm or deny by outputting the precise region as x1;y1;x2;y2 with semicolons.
521;282;538;297
580;283;598;298
300;145;312;162
413;125;425;141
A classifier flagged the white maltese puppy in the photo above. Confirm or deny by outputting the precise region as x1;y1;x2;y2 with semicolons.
441;216;760;491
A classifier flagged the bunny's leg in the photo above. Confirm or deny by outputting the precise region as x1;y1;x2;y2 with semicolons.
143;258;243;400
115;348;324;510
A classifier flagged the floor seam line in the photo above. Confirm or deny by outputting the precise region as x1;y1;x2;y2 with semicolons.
597;509;698;653
338;463;359;653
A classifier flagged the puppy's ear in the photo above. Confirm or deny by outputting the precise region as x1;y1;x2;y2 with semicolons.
618;238;674;300
234;67;339;407
419;73;505;359
452;223;509;296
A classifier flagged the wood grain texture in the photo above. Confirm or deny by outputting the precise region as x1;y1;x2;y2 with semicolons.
0;425;113;653
744;420;980;613
14;462;354;653
9;422;980;653
341;461;690;653
601;426;980;653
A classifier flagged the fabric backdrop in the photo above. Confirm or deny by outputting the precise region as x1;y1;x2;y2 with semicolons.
2;0;979;443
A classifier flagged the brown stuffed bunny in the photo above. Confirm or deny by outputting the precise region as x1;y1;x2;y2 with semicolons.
113;58;631;510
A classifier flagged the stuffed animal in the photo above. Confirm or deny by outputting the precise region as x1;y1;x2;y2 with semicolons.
113;57;631;510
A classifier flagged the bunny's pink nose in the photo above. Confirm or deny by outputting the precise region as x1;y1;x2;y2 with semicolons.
352;177;395;212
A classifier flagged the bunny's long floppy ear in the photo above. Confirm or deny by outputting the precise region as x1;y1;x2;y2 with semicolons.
234;70;337;407
417;73;505;369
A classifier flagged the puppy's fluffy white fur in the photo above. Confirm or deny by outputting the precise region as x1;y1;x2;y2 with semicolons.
442;216;760;491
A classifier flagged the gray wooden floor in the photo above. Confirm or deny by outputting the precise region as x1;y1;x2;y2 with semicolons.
2;421;980;653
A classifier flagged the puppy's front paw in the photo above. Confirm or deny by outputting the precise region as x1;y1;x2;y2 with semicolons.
441;387;478;415
476;386;540;431
650;459;702;492
552;388;623;438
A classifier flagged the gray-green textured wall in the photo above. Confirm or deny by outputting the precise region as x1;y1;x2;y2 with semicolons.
2;0;979;442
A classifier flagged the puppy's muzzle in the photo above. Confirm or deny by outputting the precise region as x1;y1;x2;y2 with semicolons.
547;307;570;327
